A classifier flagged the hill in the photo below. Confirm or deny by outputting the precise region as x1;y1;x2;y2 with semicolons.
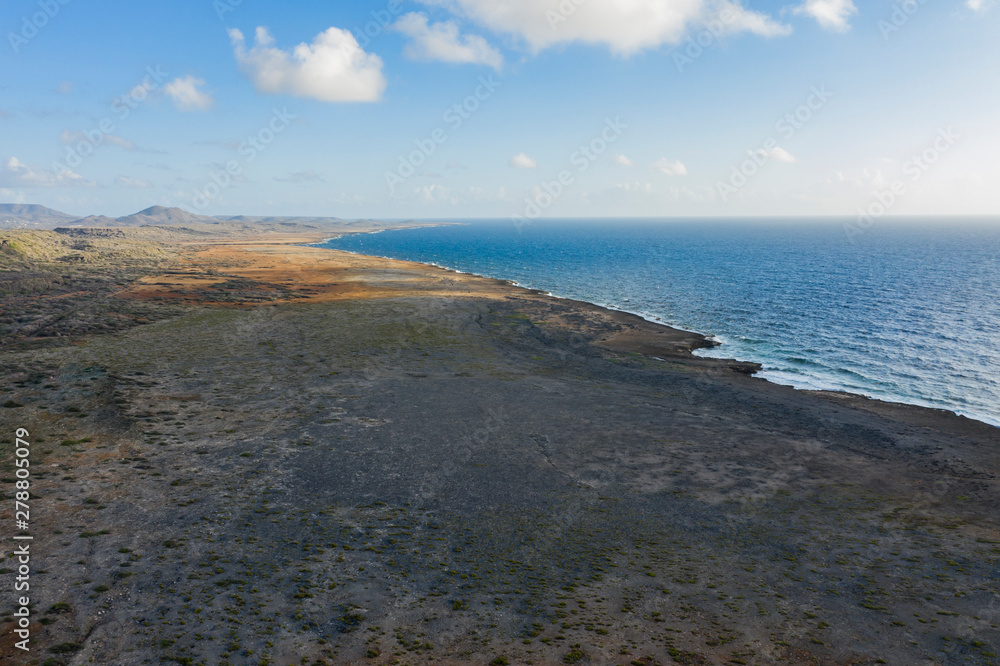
1;203;426;238
0;203;78;229
110;205;221;227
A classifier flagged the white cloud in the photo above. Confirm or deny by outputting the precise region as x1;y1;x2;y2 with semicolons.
792;0;857;32
613;154;634;167
165;75;215;111
419;0;790;55
763;146;796;163
509;152;537;168
966;0;992;11
229;27;386;102
115;176;153;188
718;0;793;37
1;157;94;188
416;184;458;204
230;27;386;103
59;129;136;151
650;158;688;176
393;12;503;69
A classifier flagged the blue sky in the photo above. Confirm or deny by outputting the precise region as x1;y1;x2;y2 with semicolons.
1;0;998;219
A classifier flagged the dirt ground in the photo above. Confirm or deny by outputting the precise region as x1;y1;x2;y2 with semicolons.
1;231;998;665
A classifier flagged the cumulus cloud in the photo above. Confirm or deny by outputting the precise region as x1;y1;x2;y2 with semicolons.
165;75;215;111
651;158;688;176
509;152;537;169
613;154;634;167
792;0;857;32
59;129;136;151
418;0;789;55
966;0;992;11
719;1;793;37
115;176;153;188
1;156;94;188
393;12;503;69
763;146;796;163
230;27;386;103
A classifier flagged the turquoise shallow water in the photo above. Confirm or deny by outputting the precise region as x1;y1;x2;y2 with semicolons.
321;219;1000;427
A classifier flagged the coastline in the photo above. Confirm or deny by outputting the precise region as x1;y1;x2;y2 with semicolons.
315;233;1000;431
137;231;998;432
113;230;999;439
3;227;999;664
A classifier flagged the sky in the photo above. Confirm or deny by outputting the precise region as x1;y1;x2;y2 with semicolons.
1;0;998;220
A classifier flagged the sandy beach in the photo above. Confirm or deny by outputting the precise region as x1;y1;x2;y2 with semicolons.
1;228;998;665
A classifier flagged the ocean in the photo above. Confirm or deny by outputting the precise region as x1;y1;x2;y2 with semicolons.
319;219;1000;427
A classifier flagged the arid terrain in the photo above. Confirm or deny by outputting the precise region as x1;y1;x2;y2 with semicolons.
1;222;998;665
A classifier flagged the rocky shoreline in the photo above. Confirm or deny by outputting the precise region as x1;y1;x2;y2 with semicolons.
1;227;998;665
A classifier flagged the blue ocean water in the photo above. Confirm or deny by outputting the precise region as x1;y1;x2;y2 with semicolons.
320;220;1000;427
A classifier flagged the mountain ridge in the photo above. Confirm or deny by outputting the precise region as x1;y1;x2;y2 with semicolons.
0;203;349;231
0;203;78;229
